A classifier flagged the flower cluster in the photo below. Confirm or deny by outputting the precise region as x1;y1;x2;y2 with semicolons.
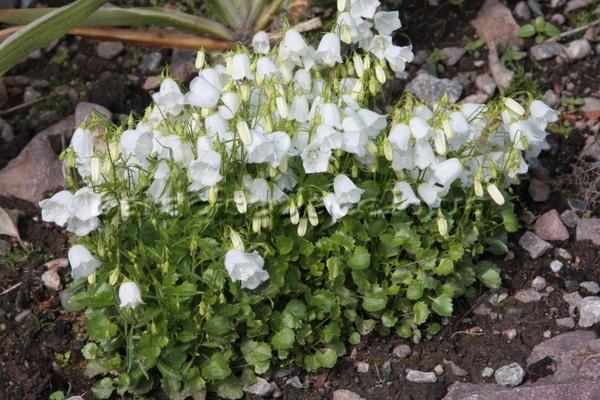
39;0;558;397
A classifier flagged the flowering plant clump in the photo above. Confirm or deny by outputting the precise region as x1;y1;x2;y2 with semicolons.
40;0;557;398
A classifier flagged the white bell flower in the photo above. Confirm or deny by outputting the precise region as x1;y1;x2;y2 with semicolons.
323;193;349;223
314;124;343;150
219;92;241;120
417;181;445;208
204;113;229;137
369;35;392;59
155;135;193;166
268;131;292;167
256;57;279;82
68;244;101;279
530;100;558;123
315;33;343;66
246;130;275;164
391;147;414;171
430;158;463;187
374;11;401;35
200;67;226;91
393;182;420;210
151;78;185;117
243;176;269;205
71;127;94;160
349;0;380;19
301;142;331;173
342;130;368;156
358;109;387;137
409;117;433;141
68;187;102;221
279;29;310;64
66;216;100;237
120;129;153;164
384;44;414;72
333;174;364;204
289;95;310;123
119;282;144;309
389;123;411;151
319;103;342;128
189;150;222;190
252;31;271;54
224;249;269;290
230;53;253;80
39;190;73;226
413;141;436;169
449;111;470;136
187;76;220;109
275;172;298;191
294;69;312;93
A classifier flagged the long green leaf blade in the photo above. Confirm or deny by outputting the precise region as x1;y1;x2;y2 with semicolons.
0;0;109;76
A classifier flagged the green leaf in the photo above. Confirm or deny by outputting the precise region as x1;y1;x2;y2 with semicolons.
82;343;98;360
476;261;502;289
315;348;337;368
544;22;560;37
92;377;115;399
534;16;545;32
362;285;388;312
448;242;464;261
201;354;232;381
275;235;294;255
436;258;454;276
0;0;109;76
271;328;295;350
406;281;424;300
483;237;509;255
216;376;244;399
321;322;341;343
517;24;536;38
86;310;118;341
431;294;453;317
348;246;371;270
413;301;430;325
500;209;519;232
349;332;361;345
310;290;336;312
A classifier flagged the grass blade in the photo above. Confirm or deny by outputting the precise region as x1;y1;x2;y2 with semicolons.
254;0;284;32
0;0;108;76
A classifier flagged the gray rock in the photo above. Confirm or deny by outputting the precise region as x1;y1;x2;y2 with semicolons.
528;178;551;202
565;39;592;60
550;13;566;25
550;0;566;7
514;2;531;20
530;42;563;61
531;276;547;291
381;360;392;380
560;210;579;228
563;291;582;305
488;45;514;90
543;89;560;107
578;297;600;327
534;209;569;241
475;73;497;95
567;197;586;211
171;48;197;82
554;248;572;260
515;288;543;303
393;344;412;359
482;367;495;378
580;134;600;160
556;317;575;328
0;239;9;257
473;303;492;316
565;0;594;13
41;270;61;291
406;369;437;383
471;0;523;48
285;376;303;389
333;389;365;400
59;290;72;311
96;41;124;60
519;232;552;259
494;362;525;387
444;359;469;377
405;73;463;103
576;218;600;245
443;381;600;400
580;281;600;295
441;47;466;66
0;117;14;142
355;361;369;373
23;87;41;103
244;377;276;396
139;52;163;73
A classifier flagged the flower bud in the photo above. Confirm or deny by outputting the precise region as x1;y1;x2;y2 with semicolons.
383;139;393;161
351;164;358;178
340;25;352;44
240;83;250;102
351;80;363;99
433;129;447;155
474;179;484;197
252;214;262;233
375;65;386;84
226;55;233;76
120;198;131;219
209;186;218;205
276;96;288;119
486;183;505;205
91;156;101;182
234;190;247;214
109;268;119;286
503;97;525;116
337;0;346;11
66;150;76;168
236;121;252;145
289;200;300;225
307;203;318;226
195;50;205;69
363;55;371;70
353;54;364;78
279;157;288;173
297;218;308;236
87;272;96;285
442;119;454;138
367;140;378;156
437;211;448;237
230;231;244;251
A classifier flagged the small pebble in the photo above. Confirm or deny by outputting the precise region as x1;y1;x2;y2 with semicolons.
531;276;547;291
482;367;495;378
556;317;575;328
580;281;600;295
515;288;543;303
355;361;369;373
434;364;445;375
565;280;579;292
543;330;552;338
550;260;564;273
554;248;572;261
381;361;392;380
494;363;525;387
503;328;517;340
406;369;437;383
392;344;411;359
285;376;303;389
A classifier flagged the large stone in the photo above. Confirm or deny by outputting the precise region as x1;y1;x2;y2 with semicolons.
494;363;525;387
443;381;600;400
519;232;552;259
41;269;61;291
578;297;600;328
0;117;74;203
560;210;579;229
576;218;600;245
405;73;463;103
171;48;197;83
333;389;365;400
471;0;523;48
515;288;543;303
488;43;515;90
75;102;112;127
530;42;563;61
534;210;569;241
139;52;163;73
565;39;592;60
475;73;497;95
244;377;276;396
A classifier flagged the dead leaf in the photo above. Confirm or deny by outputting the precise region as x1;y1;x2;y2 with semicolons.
0;206;23;246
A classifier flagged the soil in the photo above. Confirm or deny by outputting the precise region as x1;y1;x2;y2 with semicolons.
1;0;599;399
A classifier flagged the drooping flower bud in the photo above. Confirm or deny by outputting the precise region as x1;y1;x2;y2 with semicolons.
307;203;318;226
437;211;448;237
236;121;252;145
297;218;308;236
486;183;505;205
503;97;525;116
289;199;299;225
234;190;247;214
195;49;205;69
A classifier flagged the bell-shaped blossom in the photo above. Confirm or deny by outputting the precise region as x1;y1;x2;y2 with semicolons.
315;33;343;66
155;135;193;165
301;142;331;173
71;127;94;160
231;53;253;80
417;181;445;208
342;130;368;156
413;141;436;169
358;109;387;137
219;92;241;120
205;113;229;137
430;158;463;187
244;176;269;205
68;187;102;221
66;216;100;237
187;76;220;109
391;146;414;171
319;103;342;128
333;174;364;204
314;124;343;150
369;35;392;59
414;105;434;121
449;111;470;136
40;190;73;226
294;69;312;93
384;45;414;72
119;282;144;309
200;67;227;91
151;78;185;117
189;150;222;190
268;131;292;167
279;29;310;65
275;172;298;192
349;0;380;19
120;129;153;165
374;11;401;35
256;57;279;82
252;31;271;54
68;244;101;279
224;249;269;290
289;95;310;123
337;12;372;45
409;117;432;141
323;193;350;223
388;123;410;151
393;182;420;210
530;100;558;124
246;130;275;164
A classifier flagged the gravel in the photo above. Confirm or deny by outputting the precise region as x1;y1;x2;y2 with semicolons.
406;369;437;383
494;362;526;387
519;232;553;259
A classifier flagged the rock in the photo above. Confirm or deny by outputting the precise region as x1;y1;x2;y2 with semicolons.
96;41;124;60
393;344;412;359
556;317;575;328
0;239;9;257
580;136;600;160
560;210;579;228
0;117;74;203
515;289;543;303
494;363;525;387
441;47;466;66
75;102;112;127
532;276;547;291
285;376;303;389
543;90;560;107
405;73;463;103
139;52;163;73
461;92;489;104
45;257;69;271
565;39;592;60
244;377;276;396
41;270;61;291
171;48;197;83
406;369;437;383
481;367;495;378
471;0;523;48
473;303;492;316
0;117;14;142
23;87;41;103
581;98;600;123
15;309;32;323
443;381;600;400
530;42;563;61
475;73;496;95
581;282;600;295
554;248;572;260
333;389;365;400
521;211;537;225
519;232;552;259
514;2;531;20
355;361;369;373
578;297;600;327
550;0;566;7
488;44;515;90
534;210;569;241
444;359;469;377
434;364;445;375
503;328;518;340
565;280;579;292
576;218;600;245
563;291;582;306
142;75;162;91
551;13;566;25
528;178;551;202
59;290;72;311
565;0;594;13
381;360;392;380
